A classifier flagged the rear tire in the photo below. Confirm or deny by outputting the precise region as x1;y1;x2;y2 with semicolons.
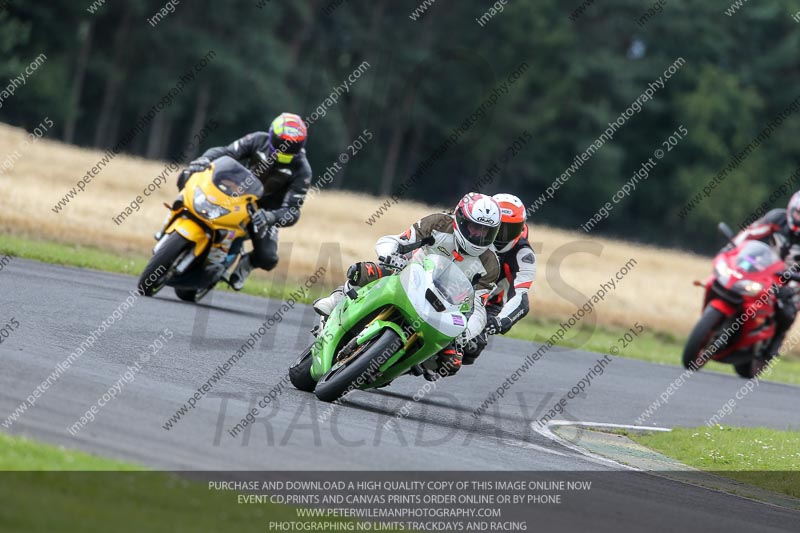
682;306;726;370
175;285;214;303
289;345;317;392
314;329;403;403
137;233;193;297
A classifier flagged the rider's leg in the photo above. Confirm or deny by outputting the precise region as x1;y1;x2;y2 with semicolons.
230;226;278;291
424;343;463;381
765;286;797;359
313;261;390;317
462;304;498;365
461;332;488;366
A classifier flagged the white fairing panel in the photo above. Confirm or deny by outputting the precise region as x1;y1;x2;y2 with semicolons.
400;260;470;338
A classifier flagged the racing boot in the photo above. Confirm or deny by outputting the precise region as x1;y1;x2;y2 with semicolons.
425;345;462;381
229;253;254;291
313;287;345;317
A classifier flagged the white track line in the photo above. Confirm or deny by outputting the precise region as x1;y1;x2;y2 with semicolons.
531;420;671;470
548;421;671;433
534;421;800;511
490;436;568;457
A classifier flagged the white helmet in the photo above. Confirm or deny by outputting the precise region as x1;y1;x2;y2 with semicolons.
453;192;501;256
788;191;800;233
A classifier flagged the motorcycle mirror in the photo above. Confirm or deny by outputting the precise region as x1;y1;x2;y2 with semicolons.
718;222;736;245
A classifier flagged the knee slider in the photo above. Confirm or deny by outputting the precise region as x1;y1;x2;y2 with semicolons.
251;248;278;270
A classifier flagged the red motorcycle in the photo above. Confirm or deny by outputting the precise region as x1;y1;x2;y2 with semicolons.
683;223;792;378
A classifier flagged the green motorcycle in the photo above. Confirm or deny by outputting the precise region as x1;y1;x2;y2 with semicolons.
289;241;474;402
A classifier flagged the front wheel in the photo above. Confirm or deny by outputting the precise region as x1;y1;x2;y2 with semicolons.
682;306;726;370
175;285;214;303
289;344;317;392
314;329;403;403
137;233;192;296
734;358;769;379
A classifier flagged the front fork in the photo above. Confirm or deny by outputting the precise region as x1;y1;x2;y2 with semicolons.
153;210;172;241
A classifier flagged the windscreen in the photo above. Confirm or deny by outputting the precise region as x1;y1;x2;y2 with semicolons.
212;156;264;199
423;253;473;305
735;240;780;273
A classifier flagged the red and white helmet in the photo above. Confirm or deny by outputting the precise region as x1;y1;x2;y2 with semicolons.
788;191;800;234
493;193;528;253
453;192;501;256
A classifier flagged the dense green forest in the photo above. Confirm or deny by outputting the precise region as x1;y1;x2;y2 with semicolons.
2;0;800;251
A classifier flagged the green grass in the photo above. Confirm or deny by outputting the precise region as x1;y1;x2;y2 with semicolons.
0;433;358;533
508;315;800;385
508;316;684;365
630;426;800;498
3;235;800;384
0;432;141;471
0;234;324;302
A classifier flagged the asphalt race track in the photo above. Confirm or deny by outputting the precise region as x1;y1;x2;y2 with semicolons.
1;259;799;531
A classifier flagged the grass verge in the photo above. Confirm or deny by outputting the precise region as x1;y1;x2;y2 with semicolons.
2;235;799;384
629;426;800;498
0;433;355;532
0;234;323;302
507;316;800;385
0;432;140;471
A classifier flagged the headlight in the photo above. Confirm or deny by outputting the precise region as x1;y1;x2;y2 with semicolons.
714;259;741;285
193;188;230;220
732;280;764;296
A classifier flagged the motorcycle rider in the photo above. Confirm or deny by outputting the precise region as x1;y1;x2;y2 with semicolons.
177;112;312;290
733;191;800;359
462;193;536;365
313;192;502;379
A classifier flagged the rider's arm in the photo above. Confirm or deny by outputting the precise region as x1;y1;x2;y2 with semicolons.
201;132;267;162
496;248;536;326
375;213;451;258
267;155;312;228
462;251;500;342
733;209;784;246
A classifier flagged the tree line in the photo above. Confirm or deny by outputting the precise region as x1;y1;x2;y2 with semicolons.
2;0;800;252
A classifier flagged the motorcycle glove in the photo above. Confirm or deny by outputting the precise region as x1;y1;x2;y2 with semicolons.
251;209;277;237
187;156;212;174
379;253;408;271
485;316;512;335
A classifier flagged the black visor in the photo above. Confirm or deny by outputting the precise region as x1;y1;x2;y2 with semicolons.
269;134;304;155
496;221;525;245
455;211;500;248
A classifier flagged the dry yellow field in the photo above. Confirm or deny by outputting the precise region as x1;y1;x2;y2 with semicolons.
0;122;725;336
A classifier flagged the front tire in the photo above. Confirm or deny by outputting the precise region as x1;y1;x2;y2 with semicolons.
314;329;403;403
137;233;192;297
682;306;726;370
734;358;769;379
289;345;317;392
175;285;214;303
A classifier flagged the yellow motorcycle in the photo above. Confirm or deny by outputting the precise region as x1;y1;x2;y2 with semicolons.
137;156;264;302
